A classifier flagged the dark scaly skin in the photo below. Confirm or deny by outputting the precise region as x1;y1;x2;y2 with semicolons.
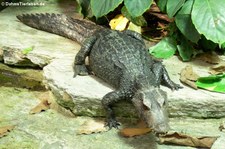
74;29;182;132
17;13;182;133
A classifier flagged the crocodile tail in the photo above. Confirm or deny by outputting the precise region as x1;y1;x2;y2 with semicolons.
16;13;102;44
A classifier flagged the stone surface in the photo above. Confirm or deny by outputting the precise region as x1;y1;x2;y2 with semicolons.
0;86;225;149
44;55;225;118
0;63;45;90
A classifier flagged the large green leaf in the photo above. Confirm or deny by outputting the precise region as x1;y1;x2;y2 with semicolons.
124;0;153;17
149;37;177;59
166;0;186;18
175;0;200;43
76;0;93;18
155;0;167;13
196;74;225;93
198;35;217;50
90;0;123;18
121;6;147;26
177;34;194;61
192;0;225;45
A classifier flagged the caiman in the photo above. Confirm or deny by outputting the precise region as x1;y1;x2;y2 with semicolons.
17;13;182;133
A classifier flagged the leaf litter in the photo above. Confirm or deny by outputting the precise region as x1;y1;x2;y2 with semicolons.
158;132;218;148
180;65;199;89
0;125;15;138
30;91;51;114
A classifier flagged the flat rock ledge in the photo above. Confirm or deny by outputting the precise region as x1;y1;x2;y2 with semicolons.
43;56;225;119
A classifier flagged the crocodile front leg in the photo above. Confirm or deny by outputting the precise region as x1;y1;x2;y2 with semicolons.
73;36;97;77
123;30;145;44
152;61;182;90
102;90;126;129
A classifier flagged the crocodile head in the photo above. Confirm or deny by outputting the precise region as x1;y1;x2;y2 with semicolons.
131;87;169;134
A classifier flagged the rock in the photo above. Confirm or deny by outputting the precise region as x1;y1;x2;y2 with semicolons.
2;46;39;67
43;57;137;117
1;86;225;149
43;55;225;118
0;63;45;90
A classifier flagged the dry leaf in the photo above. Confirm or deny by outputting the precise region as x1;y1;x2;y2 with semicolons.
0;125;15;137
109;14;129;31
120;128;152;137
209;62;225;75
159;132;218;148
180;65;200;89
29;99;50;114
77;119;107;135
197;52;221;64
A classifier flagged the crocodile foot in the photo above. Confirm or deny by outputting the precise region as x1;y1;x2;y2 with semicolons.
105;118;120;129
73;65;89;77
172;83;183;90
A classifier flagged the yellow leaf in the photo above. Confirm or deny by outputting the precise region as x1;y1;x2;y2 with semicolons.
109;14;129;31
127;22;142;34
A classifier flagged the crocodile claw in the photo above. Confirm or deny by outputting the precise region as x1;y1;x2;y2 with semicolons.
105;118;120;129
172;83;183;90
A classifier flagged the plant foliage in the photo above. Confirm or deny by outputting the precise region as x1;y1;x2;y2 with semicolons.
76;0;225;60
196;74;225;93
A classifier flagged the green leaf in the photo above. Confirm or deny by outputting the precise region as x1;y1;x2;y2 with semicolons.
177;34;194;61
175;0;200;43
221;42;225;50
22;46;34;55
196;74;225;93
192;0;225;45
121;6;147;26
155;0;167;13
90;0;123;18
198;35;217;51
76;0;93;18
166;0;186;18
149;37;177;59
124;0;153;17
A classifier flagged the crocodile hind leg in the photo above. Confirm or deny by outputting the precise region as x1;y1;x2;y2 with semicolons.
73;36;97;77
102;90;126;129
152;61;182;90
